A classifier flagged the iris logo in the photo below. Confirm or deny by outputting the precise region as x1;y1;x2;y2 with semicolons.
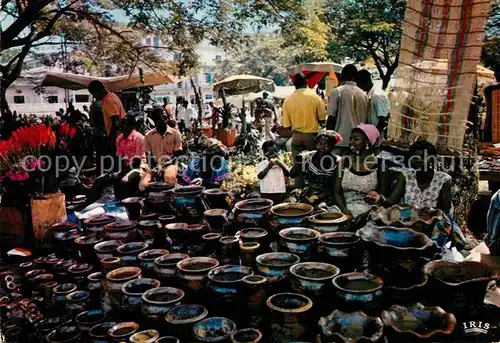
462;321;490;335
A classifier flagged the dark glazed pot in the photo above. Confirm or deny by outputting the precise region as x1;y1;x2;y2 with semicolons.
234;198;273;229
138;249;169;276
51;222;80;258
68;263;93;287
317;232;364;273
203;233;222;256
269;203;313;232
278;227;320;261
176;257;219;300
107;322;140;342
141;287;185;321
166;304;209;341
116;241;148;266
159;215;177;227
105;267;142;311
75;309;106;335
87;272;103;307
145;191;170;215
383;271;428;305
121;278;161;314
193;317;237;342
204;209;229;233
308;211;349;233
240;242;260;268
266;293;313;342
332;272;384;316
74;234;103;263
255;252;300;291
121;197;145;221
53;259;77;280
138;220;160;245
84;215;116;235
218;236;240;265
165;223;188;253
318;310;384;343
185;224;209;256
104;221;138;242
88;322;116;343
242;275;267;327
94;240;121;260
65;290;90;315
52;283;77;313
423;260;500;319
45;325;81;343
172;186;206;223
202;188;234;211
129;329;160;343
290;262;339;300
154;253;189;284
100;257;122;273
239;228;269;252
231;328;262;343
34;316;72;342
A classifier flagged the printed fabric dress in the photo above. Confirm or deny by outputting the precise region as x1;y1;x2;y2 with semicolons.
297;152;338;205
341;168;378;218
182;156;231;184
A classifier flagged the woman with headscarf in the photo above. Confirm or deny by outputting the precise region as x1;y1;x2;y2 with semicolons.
333;124;390;220
291;129;343;205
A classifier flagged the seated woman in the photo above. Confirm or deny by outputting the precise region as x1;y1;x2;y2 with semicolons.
182;138;231;189
290;130;342;205
334;124;389;220
374;140;465;248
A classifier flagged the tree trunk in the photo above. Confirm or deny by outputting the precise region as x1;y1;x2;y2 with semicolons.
381;74;391;90
1;79;13;139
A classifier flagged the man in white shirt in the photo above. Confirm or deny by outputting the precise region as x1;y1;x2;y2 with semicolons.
178;100;197;133
326;64;368;155
356;69;390;133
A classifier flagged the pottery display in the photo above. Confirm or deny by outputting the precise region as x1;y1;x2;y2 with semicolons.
107;321;140;342
234;198;273;228
67;263;93;287
104;221;138;242
266;292;313;342
308;211;349;233
165;223;188;253
141;287;185;321
172;186;206;223
176;257;219;297
88;322;117;343
269;203;314;232
193;316;237;342
255;252;300;290
154;253;189;284
290;262;339;301
204;209;229;233
121;197;145;221
423;260;500;319
138;249;169;276
381;303;456;340
116;242;148;266
317;232;364;273
165;304;209;341
278;227;320;261
122;278;161;314
94;240;122;261
231;328;263;343
202;188;234;211
319;310;384;343
332;272;384;316
129;329;160;343
105;267;142;310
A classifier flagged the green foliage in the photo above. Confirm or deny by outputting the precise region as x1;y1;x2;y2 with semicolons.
482;0;500;74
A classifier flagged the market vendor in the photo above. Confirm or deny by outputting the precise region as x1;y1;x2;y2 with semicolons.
333;124;390;222
182;138;230;189
290;129;342;205
116;115;146;170
145;108;183;168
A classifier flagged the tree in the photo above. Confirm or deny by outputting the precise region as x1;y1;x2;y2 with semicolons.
482;0;500;76
324;0;405;89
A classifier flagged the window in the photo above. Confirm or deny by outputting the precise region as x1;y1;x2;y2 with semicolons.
145;37;151;46
215;55;222;62
174;53;182;61
47;95;58;103
205;94;213;101
153;35;160;52
204;73;212;84
13;95;25;104
177;82;183;89
75;94;89;103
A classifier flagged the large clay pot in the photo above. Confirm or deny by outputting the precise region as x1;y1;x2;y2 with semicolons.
423;260;500;319
52;260;77;280
317;232;364;273
122;278;161;314
290;262;339;301
202;189;234;211
87;272;103;308
52;283;77;314
68;263;93;287
121;197;145;221
165;304;208;341
234;198;273;229
88;322;116;343
145;191;171;215
204;209;229;233
239;228;269;254
172;186;206;223
218;236;240;265
332;272;384;316
105;267;142;311
308;211;349;233
107;322;140;342
176;257;219;300
255;253;300;292
104;221;138;242
141;287;185;322
94;240;122;261
319;310;384;343
193;317;237;343
184;224;208;256
154;253;189;285
138;249;169;277
266;293;314;342
51;222;80;258
100;257;122;274
34;316;72;342
242;275;267;327
269;203;314;233
278;228;320;261
165;223;188;253
116;242;148;266
84;215;115;235
202;233;222;257
65;291;90;315
75;309;106;336
138;220;160;246
74;234;103;263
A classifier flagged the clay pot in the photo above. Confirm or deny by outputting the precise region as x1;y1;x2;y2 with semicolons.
176;257;219;297
290;262;339;300
34;316;72;341
100;257;122;273
269;203;314;233
74;234;103;263
104;221;138;243
45;325;81;343
141;287;185;321
105;267;142;310
94;240;122;260
145;191;170;215
308;211;349;233
68;263;93;287
218;236;240;265
121;197;145;221
318;310;384;343
156;337;180;343
52;283;77;313
317;232;364;273
51;222;80;258
278;227;320;261
19;261;35;276
165;223;188;253
238;228;269;253
234;198;273;229
88;322;116;343
185;224;209;256
121;278;161;314
242;275;267;315
266;293;313;342
4;327;22;342
154;253;189;284
65;290;90;315
255;253;300;290
204;209;229;233
138;249;169;276
159;215;177;227
84;214;116;235
140;212;159;221
203;233;222;256
202;188;234;211
165;304;208;341
193;317;237;342
75;309;106;335
87;272;103;307
116;242;148;266
107;322;140;342
53;259;78;280
138;220;160;245
240;242;260;268
231;328;262;343
384;271;428;306
171;186;206;223
332;272;384;316
130;329;160;343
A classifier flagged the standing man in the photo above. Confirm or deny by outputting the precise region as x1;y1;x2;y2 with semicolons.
262;92;277;122
145;108;183;168
163;97;175;120
178;99;196;133
88;80;126;172
326;64;368;155
356;69;390;134
282;72;327;161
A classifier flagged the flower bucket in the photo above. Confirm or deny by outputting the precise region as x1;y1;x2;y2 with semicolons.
31;193;67;248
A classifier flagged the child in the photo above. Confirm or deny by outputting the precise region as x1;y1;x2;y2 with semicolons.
257;141;290;204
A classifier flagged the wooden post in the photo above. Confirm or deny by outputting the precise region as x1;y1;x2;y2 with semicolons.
190;78;203;125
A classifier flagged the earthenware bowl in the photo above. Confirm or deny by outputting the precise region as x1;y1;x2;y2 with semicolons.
94;240;122;260
270;203;314;232
129;329;160;343
166;304;209;341
75;309;106;335
121;278;161;313
207;265;253;315
255;252;300;290
319;310;384;343
103;221;138;242
332;272;384;316
45;325;81;343
278;227;320;261
423;260;500;319
154;253;189;284
231;328;262;343
107;321;140;342
88;322;116;343
121;197;145;221
266;292;314;342
317;232;364;272
176;257;219;296
116;242;148;266
234;198;273;228
308;211;349;233
193;317;237;342
141;287;185;321
290;262;339;300
381;303;456;340
138;249;169;276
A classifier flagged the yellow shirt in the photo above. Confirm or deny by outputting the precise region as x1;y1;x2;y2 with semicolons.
282;88;326;133
102;92;126;136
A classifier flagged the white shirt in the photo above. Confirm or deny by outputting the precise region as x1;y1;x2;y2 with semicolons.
257;160;286;194
178;106;197;123
367;86;390;125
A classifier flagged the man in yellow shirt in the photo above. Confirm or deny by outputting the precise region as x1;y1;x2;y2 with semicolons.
283;72;327;160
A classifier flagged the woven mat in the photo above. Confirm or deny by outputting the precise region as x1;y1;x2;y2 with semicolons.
388;0;491;154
